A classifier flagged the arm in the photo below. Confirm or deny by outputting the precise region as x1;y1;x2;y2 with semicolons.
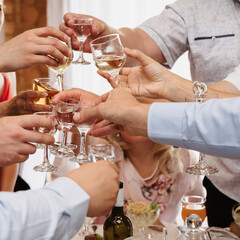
0;164;18;191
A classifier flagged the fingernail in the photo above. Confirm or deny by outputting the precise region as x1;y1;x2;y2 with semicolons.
68;49;72;57
73;112;80;121
66;29;71;35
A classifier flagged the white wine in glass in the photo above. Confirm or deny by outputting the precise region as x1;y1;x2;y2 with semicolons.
90;34;126;83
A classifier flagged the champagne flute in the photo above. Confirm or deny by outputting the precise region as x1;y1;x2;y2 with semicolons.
185;81;219;175
55;98;80;158
33;111;58;172
72;17;93;64
47;38;73;91
90;34;126;84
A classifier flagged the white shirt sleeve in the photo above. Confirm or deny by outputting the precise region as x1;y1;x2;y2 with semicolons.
148;98;240;159
0;177;89;240
223;64;240;90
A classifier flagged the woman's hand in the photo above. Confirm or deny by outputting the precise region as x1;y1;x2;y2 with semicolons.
0;90;50;117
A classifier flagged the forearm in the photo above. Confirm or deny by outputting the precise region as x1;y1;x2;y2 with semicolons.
0;164;18;191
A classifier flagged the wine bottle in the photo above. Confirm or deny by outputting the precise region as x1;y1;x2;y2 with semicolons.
103;181;133;240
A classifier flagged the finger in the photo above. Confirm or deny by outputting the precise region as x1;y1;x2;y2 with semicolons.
13;153;29;164
18;115;54;130
36;37;71;58
73;107;100;125
89;123;120;137
21;130;55;145
24;102;50;113
124;47;153;67
18;90;48;99
33;44;66;65
97;70;117;88
52;89;81;104
18;142;37;155
119;67;132;76
32;26;69;43
26;55;60;67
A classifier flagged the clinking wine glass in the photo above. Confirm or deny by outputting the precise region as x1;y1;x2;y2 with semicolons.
185;81;219;175
47;38;73;91
33;111;58;172
70;104;93;164
72;17;93;64
90;33;126;84
32;77;60;149
54;98;80;158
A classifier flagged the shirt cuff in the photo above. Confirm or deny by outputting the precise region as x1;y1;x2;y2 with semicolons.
45;177;90;237
138;25;175;68
148;102;186;146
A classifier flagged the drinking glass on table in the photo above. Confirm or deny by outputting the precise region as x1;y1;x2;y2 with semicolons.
139;225;167;240
72;17;93;64
182;195;206;238
185;81;219;175
70;104;93;164
47;38;73;91
90;34;126;84
88;144;115;163
54;98;79;158
33;111;58;172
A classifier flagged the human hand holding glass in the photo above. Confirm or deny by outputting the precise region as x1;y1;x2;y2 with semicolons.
185;81;219;175
72;17;93;64
90;34;126;84
33;111;58;172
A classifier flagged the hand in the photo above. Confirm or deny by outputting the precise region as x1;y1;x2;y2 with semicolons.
0;27;72;72
53;88;100;107
0;90;50;116
0;115;55;166
98;47;172;99
59;13;113;51
66;160;119;217
73;88;150;137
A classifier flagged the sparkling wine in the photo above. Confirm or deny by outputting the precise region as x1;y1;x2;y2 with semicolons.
73;23;92;42
95;55;126;77
48;55;73;75
103;182;133;240
32;80;59;105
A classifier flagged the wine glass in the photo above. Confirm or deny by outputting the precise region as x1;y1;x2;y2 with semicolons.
90;33;126;84
32;77;60;149
139;225;167;240
47;38;73;91
54;98;79;158
72;17;93;64
185;81;219;175
88;144;115;163
184;214;203;239
33;111;58;172
70;104;93;164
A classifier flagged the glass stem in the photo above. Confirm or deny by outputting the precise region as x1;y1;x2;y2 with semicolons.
57;73;64;92
62;128;68;145
199;153;205;163
43;145;50;165
79;130;87;154
78;41;84;60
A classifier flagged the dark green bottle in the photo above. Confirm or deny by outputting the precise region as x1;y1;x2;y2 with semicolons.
103;181;133;240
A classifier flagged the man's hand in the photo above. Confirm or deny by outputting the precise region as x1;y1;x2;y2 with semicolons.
66;160;119;217
73;88;150;137
59;13;113;52
0;115;55;166
98;48;172;99
0;90;50;117
0;26;72;72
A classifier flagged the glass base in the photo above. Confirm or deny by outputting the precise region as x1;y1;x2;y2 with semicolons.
70;153;89;164
72;58;91;65
186;161;218;175
185;230;203;239
33;163;58;172
50;143;77;158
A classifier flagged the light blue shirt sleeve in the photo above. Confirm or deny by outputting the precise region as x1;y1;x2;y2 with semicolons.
0;177;89;240
148;98;240;159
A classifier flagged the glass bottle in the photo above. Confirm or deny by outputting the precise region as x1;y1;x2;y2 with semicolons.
103;181;133;240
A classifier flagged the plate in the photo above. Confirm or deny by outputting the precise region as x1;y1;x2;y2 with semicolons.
163;221;181;240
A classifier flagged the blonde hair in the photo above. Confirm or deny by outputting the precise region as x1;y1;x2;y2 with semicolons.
107;134;183;177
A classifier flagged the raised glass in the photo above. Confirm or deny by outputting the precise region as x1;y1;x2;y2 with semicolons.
88;144;115;163
72;17;93;64
90;34;126;84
